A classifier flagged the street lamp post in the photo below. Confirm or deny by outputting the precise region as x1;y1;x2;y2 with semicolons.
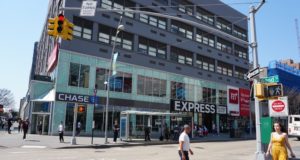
91;84;98;144
249;0;265;159
104;16;124;144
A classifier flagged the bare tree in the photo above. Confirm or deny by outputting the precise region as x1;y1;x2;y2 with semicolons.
0;89;15;108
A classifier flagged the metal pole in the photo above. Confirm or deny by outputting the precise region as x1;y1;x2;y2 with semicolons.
91;86;97;144
104;16;123;144
249;1;265;159
71;103;78;145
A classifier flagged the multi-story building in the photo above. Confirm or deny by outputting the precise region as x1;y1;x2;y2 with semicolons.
259;60;300;115
21;0;251;137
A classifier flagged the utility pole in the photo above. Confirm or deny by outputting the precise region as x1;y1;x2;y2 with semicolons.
249;0;265;159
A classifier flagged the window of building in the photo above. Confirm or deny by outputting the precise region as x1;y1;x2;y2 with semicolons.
216;17;232;33
139;7;167;30
65;103;86;131
196;29;215;47
138;37;167;59
100;0;135;18
171;47;193;65
233;25;247;41
68;63;90;88
196;55;215;72
219;90;227;105
235;66;248;80
137;75;167;97
98;24;134;50
234;45;248;60
95;68;132;93
171;0;194;16
202;87;216;104
171;20;193;40
217;61;233;77
195;7;215;25
216;37;232;54
73;17;93;40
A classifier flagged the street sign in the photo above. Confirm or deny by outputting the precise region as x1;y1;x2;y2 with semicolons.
267;84;283;98
269;97;288;117
246;67;261;80
261;75;279;83
80;1;98;16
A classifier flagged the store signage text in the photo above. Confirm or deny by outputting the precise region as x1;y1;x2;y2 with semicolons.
170;100;216;114
56;92;100;104
229;89;239;104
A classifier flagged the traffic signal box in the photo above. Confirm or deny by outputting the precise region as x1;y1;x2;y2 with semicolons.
255;83;283;100
47;17;58;37
62;19;74;40
47;14;74;41
78;105;86;113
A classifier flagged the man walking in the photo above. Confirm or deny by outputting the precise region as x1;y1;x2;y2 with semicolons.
178;125;193;160
58;121;64;143
22;118;30;140
113;121;119;143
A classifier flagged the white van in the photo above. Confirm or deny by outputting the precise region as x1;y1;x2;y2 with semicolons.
288;115;300;140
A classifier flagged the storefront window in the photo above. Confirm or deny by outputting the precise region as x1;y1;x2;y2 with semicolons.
219;90;227;105
202;87;216;104
65;103;87;132
95;68;132;93
137;75;167;97
68;63;90;88
32;102;50;112
171;81;195;101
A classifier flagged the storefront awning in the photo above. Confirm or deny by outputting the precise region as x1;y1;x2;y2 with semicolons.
31;89;55;102
121;110;187;117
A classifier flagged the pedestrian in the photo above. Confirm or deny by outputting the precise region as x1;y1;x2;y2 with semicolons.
58;121;64;143
266;122;295;160
18;119;22;133
113;120;119;143
164;126;170;141
178;124;194;160
144;126;151;141
22;118;30;140
76;121;81;136
212;122;218;136
173;125;180;141
7;119;12;134
38;121;43;135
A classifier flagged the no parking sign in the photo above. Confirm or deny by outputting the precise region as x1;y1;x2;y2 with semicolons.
268;97;289;117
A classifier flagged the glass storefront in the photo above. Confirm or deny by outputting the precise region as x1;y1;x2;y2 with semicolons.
52;51;250;135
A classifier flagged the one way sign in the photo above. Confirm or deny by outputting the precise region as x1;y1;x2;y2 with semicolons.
246;67;261;80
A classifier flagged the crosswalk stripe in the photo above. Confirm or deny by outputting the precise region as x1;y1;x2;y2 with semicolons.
21;145;47;149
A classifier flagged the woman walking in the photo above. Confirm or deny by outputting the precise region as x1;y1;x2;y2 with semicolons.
266;122;295;160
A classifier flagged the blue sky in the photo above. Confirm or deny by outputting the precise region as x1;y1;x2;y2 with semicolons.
0;0;299;110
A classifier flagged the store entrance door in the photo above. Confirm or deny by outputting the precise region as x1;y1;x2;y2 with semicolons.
34;114;49;135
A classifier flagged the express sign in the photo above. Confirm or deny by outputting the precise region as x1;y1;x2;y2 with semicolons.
269;97;289;117
170;100;216;114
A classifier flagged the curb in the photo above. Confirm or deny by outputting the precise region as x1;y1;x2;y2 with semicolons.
56;138;255;149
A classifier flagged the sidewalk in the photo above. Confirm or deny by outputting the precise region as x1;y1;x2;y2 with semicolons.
0;130;255;149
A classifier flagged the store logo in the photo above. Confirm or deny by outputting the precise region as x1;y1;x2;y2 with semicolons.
229;89;239;104
170;100;216;114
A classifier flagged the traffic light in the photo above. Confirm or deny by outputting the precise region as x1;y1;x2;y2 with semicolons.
0;104;3;113
267;83;283;98
78;105;86;113
57;14;65;35
62;19;74;40
255;83;266;99
47;17;58;37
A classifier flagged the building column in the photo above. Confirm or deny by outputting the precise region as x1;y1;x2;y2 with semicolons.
92;22;99;42
85;104;94;134
133;35;139;52
166;45;171;61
